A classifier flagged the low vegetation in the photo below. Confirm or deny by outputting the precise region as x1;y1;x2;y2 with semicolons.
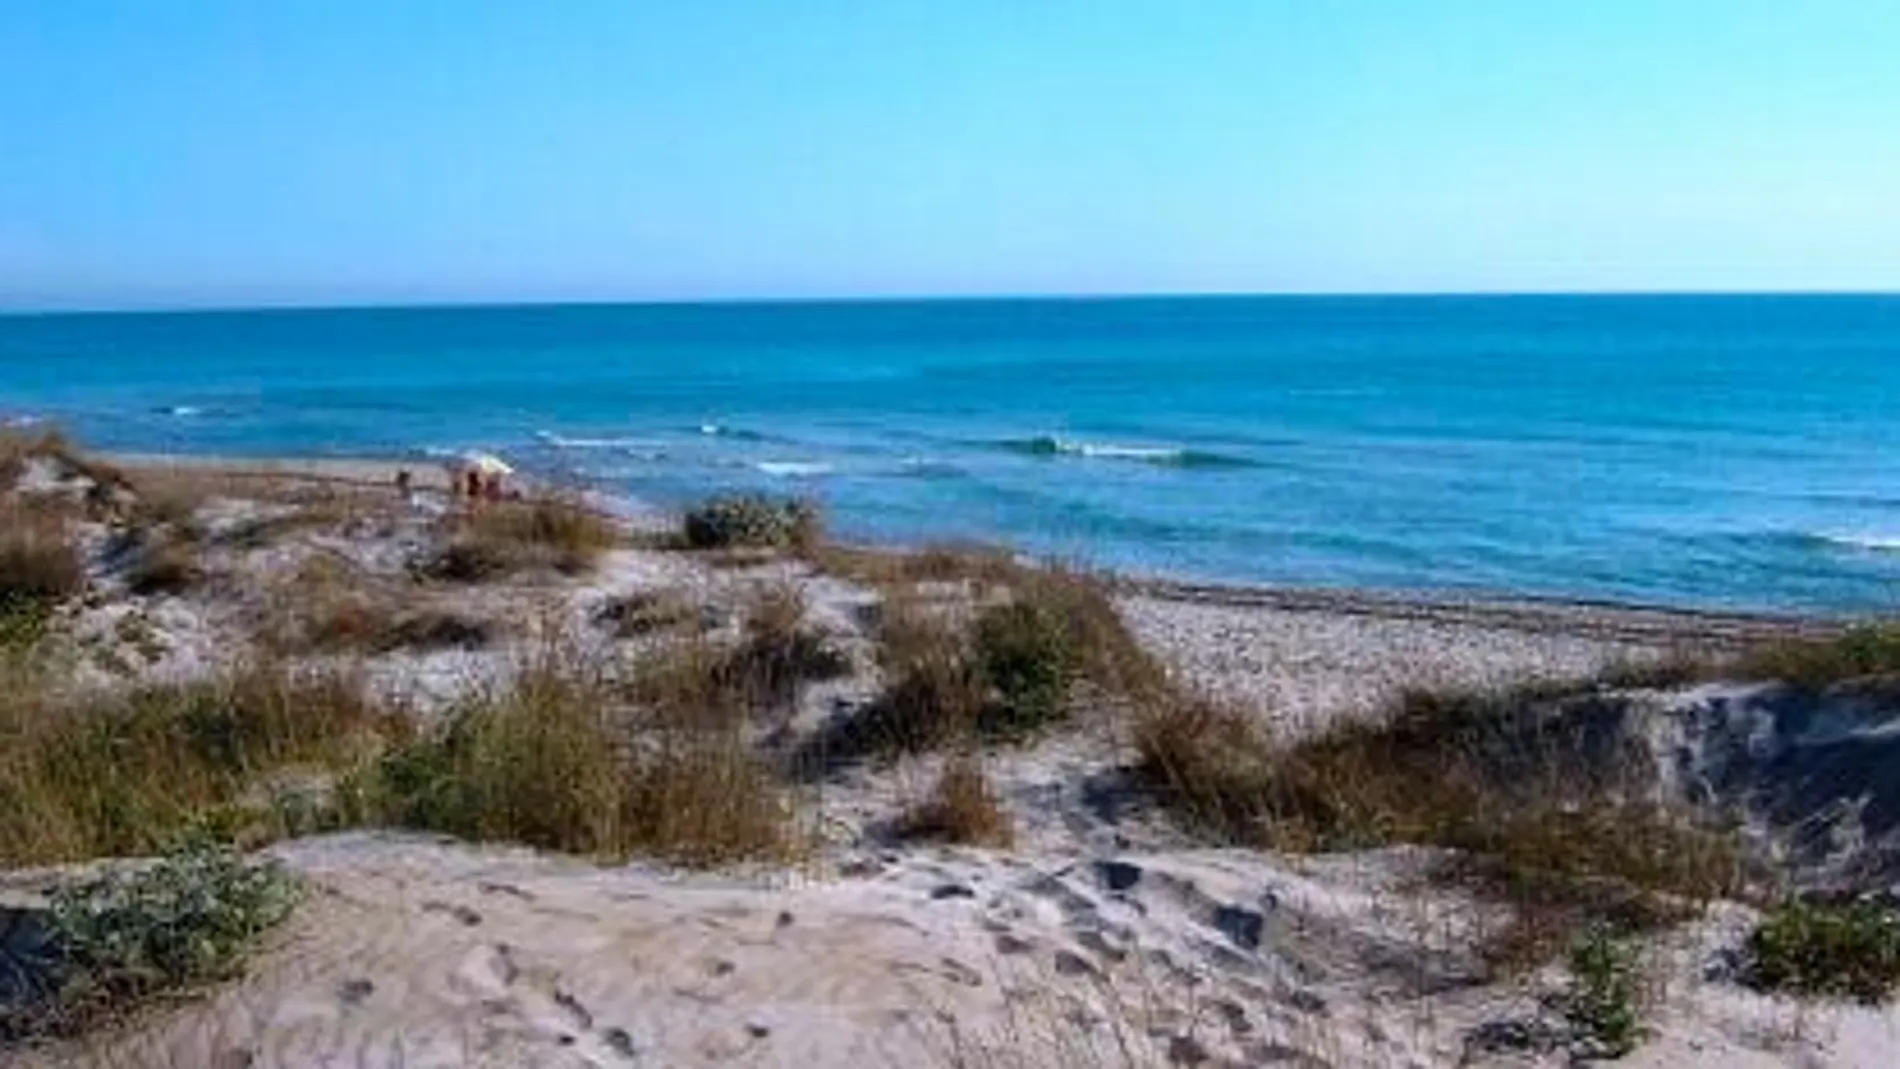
1133;678;1743;969
122;538;201;596
892;755;1014;848
0;502;85;624
1742;898;1900;1004
681;494;821;552
355;647;796;866
1733;623;1900;693
427;495;620;579
0;658;402;866
717;585;852;711
814;541;1024;593
1562;924;1647;1059
596;590;698;638
0;836;299;1042
290;590;493;654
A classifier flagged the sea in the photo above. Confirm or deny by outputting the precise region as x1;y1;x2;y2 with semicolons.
4;295;1899;614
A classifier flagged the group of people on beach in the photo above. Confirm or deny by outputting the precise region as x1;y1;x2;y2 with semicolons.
392;456;517;505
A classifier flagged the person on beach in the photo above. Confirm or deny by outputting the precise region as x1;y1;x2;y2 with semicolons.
395;468;413;503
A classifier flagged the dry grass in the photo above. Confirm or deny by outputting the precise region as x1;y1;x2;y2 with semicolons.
427;495;621;580
358;642;797;866
122;538;202;596
718;585;852;711
1132;679;1744;971
0;501;85;620
0;659;402;866
815;541;1025;593
892;755;1015;847
797;567;1164;772
595;590;699;638
1733;623;1900;692
282;581;493;655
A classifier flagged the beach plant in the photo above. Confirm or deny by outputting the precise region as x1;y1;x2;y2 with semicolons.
1734;623;1900;693
681;494;820;552
892;755;1014;848
1743;898;1900;1004
717;585;851;711
426;494;620;580
122;538;202;596
1562;924;1645;1059
1132;675;1743;971
359;642;795;866
0;660;398;866
972;596;1081;737
0;502;85;618
1;833;300;1042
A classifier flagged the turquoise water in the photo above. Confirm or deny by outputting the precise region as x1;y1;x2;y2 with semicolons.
4;296;1900;612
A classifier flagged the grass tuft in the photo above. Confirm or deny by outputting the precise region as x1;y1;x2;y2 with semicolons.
892;755;1015;848
123;539;201;596
1132;678;1743;970
427;495;620;580
1562;924;1646;1058
0;660;400;866
1742;898;1900;1004
0;502;85;618
1734;624;1900;693
718;585;852;711
358;645;795;867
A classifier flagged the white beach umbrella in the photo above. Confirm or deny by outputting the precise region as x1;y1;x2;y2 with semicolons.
460;452;515;477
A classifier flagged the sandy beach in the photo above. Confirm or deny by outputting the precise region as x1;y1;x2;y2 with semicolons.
5;446;1898;1068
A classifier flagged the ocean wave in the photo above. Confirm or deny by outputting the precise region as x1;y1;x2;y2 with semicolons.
535;430;666;452
894;456;967;479
698;422;771;442
996;435;1258;469
1810;531;1900;554
155;404;203;417
754;461;834;479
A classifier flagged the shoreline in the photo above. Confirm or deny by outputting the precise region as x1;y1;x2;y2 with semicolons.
104;449;1853;644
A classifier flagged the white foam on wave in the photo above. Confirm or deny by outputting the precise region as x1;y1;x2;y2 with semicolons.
1819;531;1900;553
535;430;665;451
162;405;203;417
1066;440;1185;462
754;461;834;479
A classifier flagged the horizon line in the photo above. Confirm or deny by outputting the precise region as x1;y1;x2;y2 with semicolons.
5;286;1900;318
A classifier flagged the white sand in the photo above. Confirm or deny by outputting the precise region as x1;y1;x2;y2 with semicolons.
7;450;1896;1068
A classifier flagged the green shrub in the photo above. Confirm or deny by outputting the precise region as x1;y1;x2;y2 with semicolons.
682;495;820;551
1563;924;1645;1058
1;835;300;1041
972;598;1081;737
1744;898;1900;1004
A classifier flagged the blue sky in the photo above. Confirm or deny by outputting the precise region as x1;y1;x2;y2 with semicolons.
3;1;1898;308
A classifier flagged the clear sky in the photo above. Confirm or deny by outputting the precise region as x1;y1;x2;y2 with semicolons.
3;1;1898;309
